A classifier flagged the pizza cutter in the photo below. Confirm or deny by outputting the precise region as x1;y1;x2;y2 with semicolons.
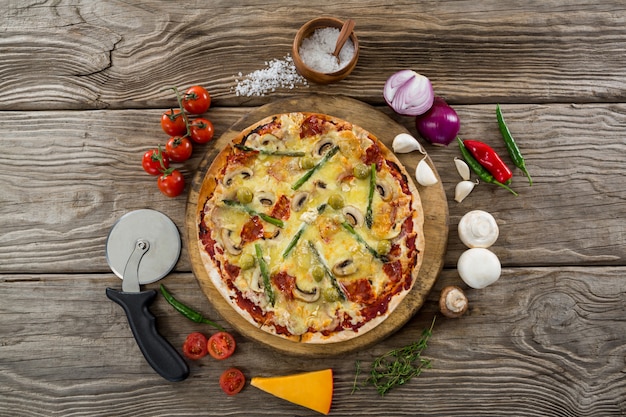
105;209;189;382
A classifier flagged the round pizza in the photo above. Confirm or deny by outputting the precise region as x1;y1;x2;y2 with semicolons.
196;112;424;343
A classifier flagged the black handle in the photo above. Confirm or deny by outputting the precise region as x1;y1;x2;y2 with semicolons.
106;288;189;382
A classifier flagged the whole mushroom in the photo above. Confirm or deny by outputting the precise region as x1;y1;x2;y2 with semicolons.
458;210;499;248
439;286;469;318
457;248;501;289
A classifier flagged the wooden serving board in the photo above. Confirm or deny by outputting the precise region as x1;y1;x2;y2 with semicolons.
185;95;448;357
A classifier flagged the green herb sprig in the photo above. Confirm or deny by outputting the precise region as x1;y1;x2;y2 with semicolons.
353;316;436;396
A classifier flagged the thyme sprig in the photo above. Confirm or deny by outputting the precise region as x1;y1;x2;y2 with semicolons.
353;316;436;396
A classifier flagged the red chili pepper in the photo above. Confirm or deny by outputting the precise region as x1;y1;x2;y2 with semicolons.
463;140;513;184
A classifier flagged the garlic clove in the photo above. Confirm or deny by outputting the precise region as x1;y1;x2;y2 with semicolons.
392;133;426;154
458;209;499;248
457;247;501;289
415;156;438;186
454;180;478;203
454;157;471;181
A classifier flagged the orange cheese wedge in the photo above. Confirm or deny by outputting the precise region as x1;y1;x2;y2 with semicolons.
250;369;333;415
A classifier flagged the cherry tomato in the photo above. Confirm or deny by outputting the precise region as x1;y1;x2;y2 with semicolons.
207;331;236;360
165;136;193;162
182;86;211;115
182;332;208;360
219;368;245;396
142;147;170;176
157;169;185;197
161;108;187;137
189;118;215;144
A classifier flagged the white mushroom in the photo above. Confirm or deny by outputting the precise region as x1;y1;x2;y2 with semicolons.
342;205;364;227
293;285;321;303
375;180;394;201
392;133;426;154
256;191;276;206
250;268;264;292
454;157;471;181
415;156;438;186
458;210;499;248
223;167;253;187
454;180;478;203
332;258;358;276
439;286;469;318
457;248;501;289
291;191;310;212
313;137;335;157
221;229;242;255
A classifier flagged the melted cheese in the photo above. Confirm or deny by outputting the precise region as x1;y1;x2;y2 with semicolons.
204;114;416;338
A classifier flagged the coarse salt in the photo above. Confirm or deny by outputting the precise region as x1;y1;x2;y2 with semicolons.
233;54;308;97
299;27;355;74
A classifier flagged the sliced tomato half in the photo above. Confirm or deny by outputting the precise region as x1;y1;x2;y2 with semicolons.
207;331;236;360
220;367;245;395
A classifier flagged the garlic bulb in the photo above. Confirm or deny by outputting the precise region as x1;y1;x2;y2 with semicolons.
454;180;478;203
458;210;499;248
457;247;501;289
415;157;438;186
392;133;425;154
454;157;471;181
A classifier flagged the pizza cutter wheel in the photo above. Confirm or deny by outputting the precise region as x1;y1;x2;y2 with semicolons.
105;209;189;382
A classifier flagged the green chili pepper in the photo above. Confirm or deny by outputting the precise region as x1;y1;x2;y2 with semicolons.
292;146;340;190
496;104;532;186
457;138;518;196
159;284;225;331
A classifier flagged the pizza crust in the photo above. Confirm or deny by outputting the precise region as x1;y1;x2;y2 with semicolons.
196;113;425;344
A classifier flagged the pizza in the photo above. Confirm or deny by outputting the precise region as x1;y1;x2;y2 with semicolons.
196;112;424;343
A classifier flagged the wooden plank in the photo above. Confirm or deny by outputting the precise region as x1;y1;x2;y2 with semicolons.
1;267;625;416
1;1;626;110
0;103;624;275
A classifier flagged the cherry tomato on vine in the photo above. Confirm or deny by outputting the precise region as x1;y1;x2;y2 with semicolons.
182;332;208;360
165;136;193;162
157;169;185;197
219;368;245;396
207;331;236;360
190;118;215;144
142;147;170;176
161;108;187;137
182;85;211;115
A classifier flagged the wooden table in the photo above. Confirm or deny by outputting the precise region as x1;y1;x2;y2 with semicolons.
1;1;625;416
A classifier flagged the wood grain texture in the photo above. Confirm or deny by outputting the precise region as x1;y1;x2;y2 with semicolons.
1;1;625;415
0;103;623;275
186;95;448;356
1;269;625;416
1;1;626;110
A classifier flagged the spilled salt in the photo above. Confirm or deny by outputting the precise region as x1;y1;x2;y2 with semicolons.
233;54;308;97
299;27;355;73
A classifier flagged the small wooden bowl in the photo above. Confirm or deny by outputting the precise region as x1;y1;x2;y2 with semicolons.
292;17;359;84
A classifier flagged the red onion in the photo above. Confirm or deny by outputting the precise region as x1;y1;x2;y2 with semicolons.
415;97;460;146
383;70;434;116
